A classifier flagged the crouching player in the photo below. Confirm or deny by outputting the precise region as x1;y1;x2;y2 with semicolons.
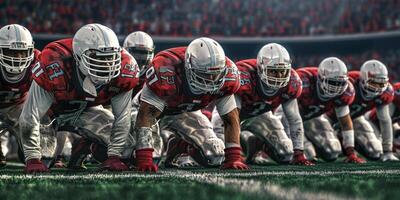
296;57;365;163
19;23;140;173
234;43;313;165
133;37;248;172
351;60;398;161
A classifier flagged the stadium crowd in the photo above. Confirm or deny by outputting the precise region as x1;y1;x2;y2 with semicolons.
1;0;400;37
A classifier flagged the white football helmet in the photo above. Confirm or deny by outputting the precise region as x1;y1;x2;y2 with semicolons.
0;24;34;78
123;31;154;72
360;59;388;98
317;57;349;98
257;43;291;89
185;37;227;94
73;23;121;86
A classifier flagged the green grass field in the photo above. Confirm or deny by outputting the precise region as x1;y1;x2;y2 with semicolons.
1;161;400;200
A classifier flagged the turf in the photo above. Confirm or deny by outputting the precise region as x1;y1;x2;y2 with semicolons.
1;161;400;200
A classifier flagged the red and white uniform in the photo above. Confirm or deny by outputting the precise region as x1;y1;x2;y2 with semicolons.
235;59;304;152
349;71;395;153
19;39;140;161
295;67;355;161
140;47;240;165
297;67;355;121
142;47;240;115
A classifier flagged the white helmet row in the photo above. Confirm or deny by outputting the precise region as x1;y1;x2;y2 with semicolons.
73;23;122;86
317;57;349;98
360;59;388;97
185;37;227;94
123;31;154;72
0;24;34;76
256;43;291;89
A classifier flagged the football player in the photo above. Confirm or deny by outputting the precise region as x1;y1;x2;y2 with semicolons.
346;60;397;161
19;23;140;173
296;57;365;163
121;31;162;165
234;43;313;165
133;37;248;172
0;24;41;168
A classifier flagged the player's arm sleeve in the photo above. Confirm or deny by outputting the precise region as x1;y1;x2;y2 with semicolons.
109;89;133;157
334;105;350;118
19;81;54;161
215;94;238;116
140;85;166;112
377;104;393;152
282;98;304;150
234;94;242;110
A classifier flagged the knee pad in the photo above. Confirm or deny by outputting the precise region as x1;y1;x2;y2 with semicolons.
355;131;383;160
306;131;341;162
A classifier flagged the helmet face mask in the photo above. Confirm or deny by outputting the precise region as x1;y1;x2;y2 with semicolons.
259;59;291;89
125;47;154;71
361;75;388;96
81;48;121;83
185;37;227;94
319;75;348;97
186;57;227;93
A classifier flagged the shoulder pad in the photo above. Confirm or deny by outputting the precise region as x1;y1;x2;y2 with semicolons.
348;71;360;85
378;83;394;105
221;58;240;95
286;69;302;99
335;81;355;106
146;59;178;97
111;50;140;92
32;42;71;92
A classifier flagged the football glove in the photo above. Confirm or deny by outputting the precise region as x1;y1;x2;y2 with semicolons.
135;148;158;172
291;150;315;166
221;147;249;170
24;158;49;174
344;147;366;163
100;156;129;171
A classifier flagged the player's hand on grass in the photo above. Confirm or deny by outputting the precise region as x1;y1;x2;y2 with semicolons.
290;149;315;166
381;151;399;162
100;156;129;171
221;147;249;170
135;148;158;172
344;147;366;164
24;158;49;174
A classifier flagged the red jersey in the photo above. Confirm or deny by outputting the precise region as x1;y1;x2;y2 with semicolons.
235;59;302;119
296;67;355;121
147;47;240;115
33;38;139;118
0;49;40;109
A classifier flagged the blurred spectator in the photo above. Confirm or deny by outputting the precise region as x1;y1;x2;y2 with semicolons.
1;0;399;37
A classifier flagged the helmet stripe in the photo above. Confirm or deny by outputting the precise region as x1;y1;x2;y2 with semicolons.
202;38;216;68
14;24;21;42
95;24;109;47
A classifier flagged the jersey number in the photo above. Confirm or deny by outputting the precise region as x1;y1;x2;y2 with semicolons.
146;66;159;85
